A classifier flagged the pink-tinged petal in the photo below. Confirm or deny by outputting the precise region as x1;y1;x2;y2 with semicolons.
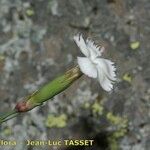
77;57;97;78
74;34;89;57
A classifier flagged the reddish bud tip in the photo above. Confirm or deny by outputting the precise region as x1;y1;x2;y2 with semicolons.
15;101;30;112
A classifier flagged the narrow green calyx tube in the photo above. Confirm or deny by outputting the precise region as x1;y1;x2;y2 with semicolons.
15;66;82;112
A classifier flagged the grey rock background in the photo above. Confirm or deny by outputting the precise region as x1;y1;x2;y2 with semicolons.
0;0;149;150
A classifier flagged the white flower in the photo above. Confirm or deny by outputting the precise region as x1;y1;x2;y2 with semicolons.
74;34;116;92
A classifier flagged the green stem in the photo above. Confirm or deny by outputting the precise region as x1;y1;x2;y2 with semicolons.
0;110;18;124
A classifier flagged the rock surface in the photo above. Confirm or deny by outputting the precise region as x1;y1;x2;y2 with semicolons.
0;0;149;150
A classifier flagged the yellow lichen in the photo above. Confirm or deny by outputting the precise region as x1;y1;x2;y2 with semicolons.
92;101;103;115
26;9;35;16
107;112;128;127
83;102;90;109
113;128;127;138
122;73;132;83
3;127;12;136
45;114;67;128
106;112;128;150
130;41;140;50
0;54;5;61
